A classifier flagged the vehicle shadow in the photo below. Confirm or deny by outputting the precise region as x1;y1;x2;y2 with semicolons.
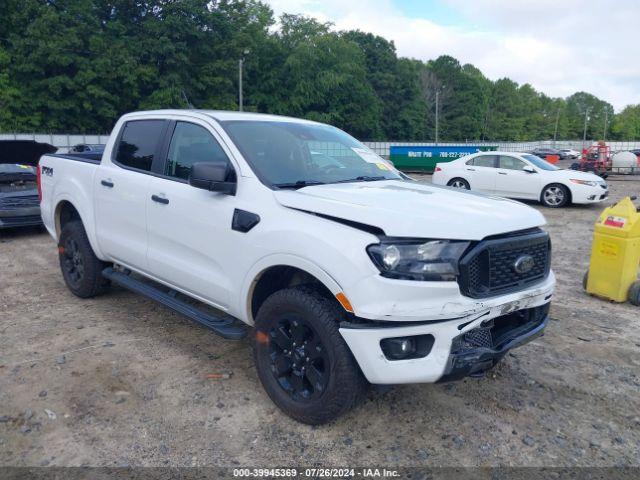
0;225;47;240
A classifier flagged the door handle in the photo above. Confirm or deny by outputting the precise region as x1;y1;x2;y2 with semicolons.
466;168;476;171
151;194;169;205
498;172;508;175
101;179;114;188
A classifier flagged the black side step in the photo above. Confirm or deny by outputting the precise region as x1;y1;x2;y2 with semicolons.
102;268;247;340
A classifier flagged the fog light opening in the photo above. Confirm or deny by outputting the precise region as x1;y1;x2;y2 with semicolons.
380;334;434;361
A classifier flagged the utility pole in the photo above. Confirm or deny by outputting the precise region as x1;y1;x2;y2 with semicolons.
582;108;590;150
238;58;244;112
435;85;445;145
238;49;250;112
603;110;608;142
553;108;560;146
435;90;439;145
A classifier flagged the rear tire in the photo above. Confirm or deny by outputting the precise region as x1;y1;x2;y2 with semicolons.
58;220;110;298
447;178;470;190
541;183;569;208
253;287;366;425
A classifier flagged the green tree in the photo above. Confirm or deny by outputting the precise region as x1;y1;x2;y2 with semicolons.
283;30;382;138
423;56;486;141
343;31;427;140
565;92;614;141
610;105;640;140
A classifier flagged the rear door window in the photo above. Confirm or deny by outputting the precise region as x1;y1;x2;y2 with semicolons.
115;120;166;172
499;156;526;170
469;155;497;168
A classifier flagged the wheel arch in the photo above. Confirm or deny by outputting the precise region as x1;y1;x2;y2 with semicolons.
53;197;105;259
447;177;471;189
54;200;82;238
541;182;572;205
241;255;345;325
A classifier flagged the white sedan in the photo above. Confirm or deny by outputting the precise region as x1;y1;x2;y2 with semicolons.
432;151;608;208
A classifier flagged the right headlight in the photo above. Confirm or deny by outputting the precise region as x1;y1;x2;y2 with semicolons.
367;239;471;281
570;179;598;187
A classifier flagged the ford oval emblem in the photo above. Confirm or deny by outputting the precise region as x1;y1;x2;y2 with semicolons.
513;255;535;274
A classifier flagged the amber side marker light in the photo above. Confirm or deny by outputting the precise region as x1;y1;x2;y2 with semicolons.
255;330;269;344
335;292;354;313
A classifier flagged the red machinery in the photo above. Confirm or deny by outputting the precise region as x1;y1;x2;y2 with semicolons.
571;141;610;177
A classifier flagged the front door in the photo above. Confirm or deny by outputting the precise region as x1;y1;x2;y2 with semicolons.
145;120;238;309
495;155;541;199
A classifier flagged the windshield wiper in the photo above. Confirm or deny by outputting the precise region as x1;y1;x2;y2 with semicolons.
332;175;388;184
274;180;326;189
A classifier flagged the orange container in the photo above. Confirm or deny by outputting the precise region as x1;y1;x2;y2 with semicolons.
545;155;559;164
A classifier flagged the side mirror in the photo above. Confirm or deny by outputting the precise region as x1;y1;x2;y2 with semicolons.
189;161;236;195
523;165;536;174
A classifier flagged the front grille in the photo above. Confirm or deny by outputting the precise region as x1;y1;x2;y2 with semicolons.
458;229;551;298
451;303;550;354
462;326;493;349
0;195;39;209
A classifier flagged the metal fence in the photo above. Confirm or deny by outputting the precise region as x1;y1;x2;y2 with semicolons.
2;132;639;174
0;133;111;152
362;140;640;158
3;132;640;155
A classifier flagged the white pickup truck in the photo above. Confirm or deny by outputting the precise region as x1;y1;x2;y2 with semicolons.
38;110;555;424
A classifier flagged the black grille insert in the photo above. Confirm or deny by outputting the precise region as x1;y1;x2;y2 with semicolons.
458;229;551;298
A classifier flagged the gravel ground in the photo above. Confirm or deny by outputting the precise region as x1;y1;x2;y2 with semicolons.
1;178;639;468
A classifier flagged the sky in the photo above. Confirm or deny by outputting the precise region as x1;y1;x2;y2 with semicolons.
264;0;638;112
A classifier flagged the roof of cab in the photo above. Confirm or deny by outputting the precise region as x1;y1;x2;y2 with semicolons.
123;109;319;125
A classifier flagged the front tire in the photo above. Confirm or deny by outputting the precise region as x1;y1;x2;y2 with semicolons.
58;220;110;298
541;184;569;208
253;287;366;425
447;178;470;190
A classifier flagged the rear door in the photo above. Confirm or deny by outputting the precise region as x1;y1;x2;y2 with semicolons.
145;120;238;309
465;154;498;193
94;119;168;271
495;155;541;199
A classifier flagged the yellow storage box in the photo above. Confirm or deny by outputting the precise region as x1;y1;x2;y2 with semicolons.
585;196;640;303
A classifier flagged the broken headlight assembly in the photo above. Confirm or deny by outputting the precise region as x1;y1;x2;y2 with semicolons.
367;239;470;281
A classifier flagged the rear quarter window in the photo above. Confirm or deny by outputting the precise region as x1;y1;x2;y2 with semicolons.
115;120;166;171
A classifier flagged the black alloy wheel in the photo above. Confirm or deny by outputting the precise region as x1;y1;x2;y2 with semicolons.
267;316;329;401
253;287;366;425
61;237;85;288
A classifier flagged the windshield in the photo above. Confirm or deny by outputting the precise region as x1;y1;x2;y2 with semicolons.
220;120;402;188
522;154;560;171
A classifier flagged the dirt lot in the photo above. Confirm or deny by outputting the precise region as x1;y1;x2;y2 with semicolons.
1;179;639;468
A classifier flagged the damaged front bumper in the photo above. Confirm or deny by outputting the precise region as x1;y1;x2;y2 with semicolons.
437;303;549;382
339;277;553;384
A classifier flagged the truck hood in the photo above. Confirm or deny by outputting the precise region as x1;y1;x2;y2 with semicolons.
274;180;547;240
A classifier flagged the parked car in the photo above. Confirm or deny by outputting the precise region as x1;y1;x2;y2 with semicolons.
559;148;580;159
432;151;608;208
0;140;57;229
69;144;106;161
530;147;563;159
39;110;555;424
